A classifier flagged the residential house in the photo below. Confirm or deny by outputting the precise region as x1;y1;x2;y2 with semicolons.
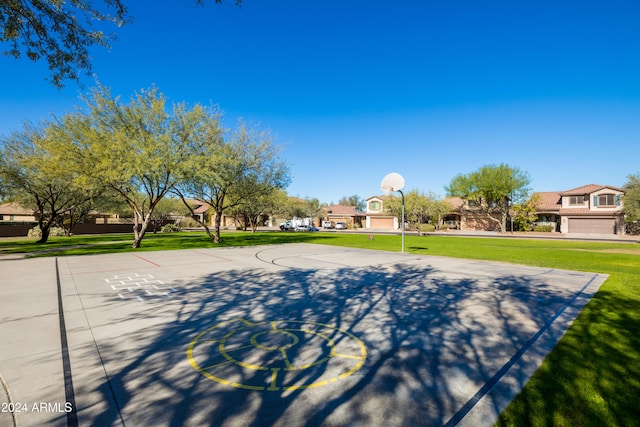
443;183;625;235
366;183;626;236
0;202;37;223
364;196;399;229
533;184;625;235
323;205;366;228
441;197;502;232
187;199;238;228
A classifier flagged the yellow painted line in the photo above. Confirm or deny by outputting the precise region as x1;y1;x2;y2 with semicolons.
296;356;332;370
194;369;231;386
268;368;280;391
233;318;258;328
220;343;256;353
338;357;367;379
188;318;368;391
280;348;295;370
231;383;265;391
334;353;364;360
201;359;234;371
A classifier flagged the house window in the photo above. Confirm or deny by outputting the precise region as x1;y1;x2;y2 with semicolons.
568;196;584;205
596;194;616;207
369;201;381;210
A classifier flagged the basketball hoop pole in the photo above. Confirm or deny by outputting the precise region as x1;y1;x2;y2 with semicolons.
399;189;405;253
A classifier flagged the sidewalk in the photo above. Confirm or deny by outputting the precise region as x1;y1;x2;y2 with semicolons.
0;257;68;427
339;228;639;243
426;229;640;242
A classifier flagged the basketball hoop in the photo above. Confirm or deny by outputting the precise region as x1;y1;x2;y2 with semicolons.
380;172;405;193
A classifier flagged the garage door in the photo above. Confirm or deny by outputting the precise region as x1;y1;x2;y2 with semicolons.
568;218;615;234
370;217;395;229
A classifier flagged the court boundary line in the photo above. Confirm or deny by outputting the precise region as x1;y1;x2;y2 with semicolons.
56;257;78;427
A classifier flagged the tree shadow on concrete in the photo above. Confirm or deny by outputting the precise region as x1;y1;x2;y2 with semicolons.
495;285;640;427
74;260;585;426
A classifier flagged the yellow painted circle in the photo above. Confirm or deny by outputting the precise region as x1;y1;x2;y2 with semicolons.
187;318;367;391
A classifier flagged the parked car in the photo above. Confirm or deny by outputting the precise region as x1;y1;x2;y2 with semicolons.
322;220;334;229
280;221;294;231
335;222;347;230
294;225;309;232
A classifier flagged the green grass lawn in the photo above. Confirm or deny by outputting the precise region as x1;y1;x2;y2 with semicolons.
1;230;639;426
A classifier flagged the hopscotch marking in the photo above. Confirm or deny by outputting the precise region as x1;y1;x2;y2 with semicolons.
105;273;176;301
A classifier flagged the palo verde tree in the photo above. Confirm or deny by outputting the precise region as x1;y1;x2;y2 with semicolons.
1;0;241;87
446;163;531;233
229;185;283;232
512;193;541;231
0;122;98;243
176;120;290;243
623;173;640;232
385;190;451;232
52;85;210;248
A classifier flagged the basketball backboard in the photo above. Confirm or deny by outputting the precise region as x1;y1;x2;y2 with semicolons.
380;172;405;193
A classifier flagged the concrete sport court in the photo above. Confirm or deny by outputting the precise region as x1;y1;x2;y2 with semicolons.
0;243;606;426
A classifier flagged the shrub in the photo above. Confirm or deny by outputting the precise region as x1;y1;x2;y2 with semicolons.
178;217;201;228
533;225;554;232
161;223;181;233
420;224;436;232
27;226;66;238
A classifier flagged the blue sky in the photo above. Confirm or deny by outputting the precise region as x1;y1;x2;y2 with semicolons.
2;0;639;204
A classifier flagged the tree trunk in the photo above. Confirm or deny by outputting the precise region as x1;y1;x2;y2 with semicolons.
132;212;152;248
213;211;222;244
37;221;52;244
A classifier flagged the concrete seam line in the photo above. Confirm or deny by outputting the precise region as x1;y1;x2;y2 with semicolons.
0;371;19;427
56;257;78;427
67;259;127;426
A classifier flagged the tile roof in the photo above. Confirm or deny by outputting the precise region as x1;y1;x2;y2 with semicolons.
533;192;562;211
324;205;364;216
443;197;465;211
366;195;395;201
0;202;34;215
182;199;212;214
560;184;624;195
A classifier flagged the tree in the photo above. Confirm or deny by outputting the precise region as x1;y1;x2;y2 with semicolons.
230;185;282;232
52;85;209;248
1;0;241;87
385;190;425;232
0;123;98;243
176;120;290;243
338;195;365;211
623;173;640;228
512;193;541;231
385;190;451;232
446;163;531;233
149;196;190;233
1;0;128;87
